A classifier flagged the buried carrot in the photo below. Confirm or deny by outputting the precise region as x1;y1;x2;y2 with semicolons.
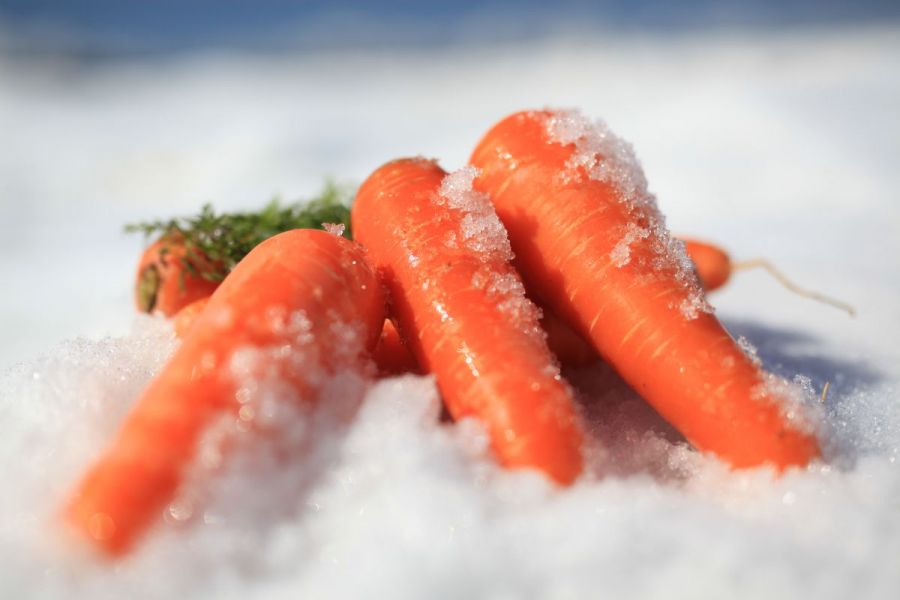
352;158;585;484
66;229;384;556
470;109;820;470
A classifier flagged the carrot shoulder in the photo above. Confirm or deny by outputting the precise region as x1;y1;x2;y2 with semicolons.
352;158;585;484
135;235;219;316
471;110;820;470
67;229;385;555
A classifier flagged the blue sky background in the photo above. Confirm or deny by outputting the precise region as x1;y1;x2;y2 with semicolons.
1;0;899;57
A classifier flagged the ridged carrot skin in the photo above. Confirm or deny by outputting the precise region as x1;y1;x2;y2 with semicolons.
135;235;220;317
375;311;597;373
471;110;819;470
683;238;731;291
67;229;385;556
352;158;584;484
537;239;735;368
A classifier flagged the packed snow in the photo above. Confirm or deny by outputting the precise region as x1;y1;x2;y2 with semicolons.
1;25;899;600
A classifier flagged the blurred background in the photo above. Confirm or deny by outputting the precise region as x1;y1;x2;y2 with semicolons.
1;0;898;368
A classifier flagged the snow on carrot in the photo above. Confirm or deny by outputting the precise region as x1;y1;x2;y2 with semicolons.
470;109;822;470
65;229;385;556
352;158;585;485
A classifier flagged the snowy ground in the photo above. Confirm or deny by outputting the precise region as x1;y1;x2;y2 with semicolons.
1;26;899;599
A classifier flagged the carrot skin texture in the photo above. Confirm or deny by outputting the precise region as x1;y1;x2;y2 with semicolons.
471;111;819;470
68;229;385;556
682;238;732;291
352;158;584;484
135;236;220;317
538;239;733;367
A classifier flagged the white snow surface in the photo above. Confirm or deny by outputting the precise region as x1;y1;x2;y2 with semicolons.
1;27;900;599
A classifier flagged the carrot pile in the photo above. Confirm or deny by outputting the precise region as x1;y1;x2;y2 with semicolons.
65;107;833;557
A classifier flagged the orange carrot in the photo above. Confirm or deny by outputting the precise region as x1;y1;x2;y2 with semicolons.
682;237;856;315
372;319;422;375
172;296;211;338
67;229;384;556
372;310;596;373
471;110;820;470
682;238;732;291
135;235;219;317
541;239;739;368
352;158;585;484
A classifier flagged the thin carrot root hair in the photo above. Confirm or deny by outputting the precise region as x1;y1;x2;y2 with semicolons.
731;257;856;317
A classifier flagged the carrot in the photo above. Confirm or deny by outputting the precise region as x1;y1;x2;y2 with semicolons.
128;183;354;317
352;158;585;484
135;234;219;316
682;237;856;315
172;296;211;338
66;229;385;556
371;309;596;373
681;238;732;291
372;319;422;375
470;109;820;470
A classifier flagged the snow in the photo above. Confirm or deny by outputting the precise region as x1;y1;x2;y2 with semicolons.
436;166;513;262
2;25;900;600
322;223;345;237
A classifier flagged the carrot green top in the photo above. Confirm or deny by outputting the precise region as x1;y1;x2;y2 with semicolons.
125;181;354;283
